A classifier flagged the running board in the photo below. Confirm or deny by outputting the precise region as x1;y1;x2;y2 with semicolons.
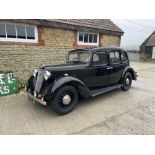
91;84;123;97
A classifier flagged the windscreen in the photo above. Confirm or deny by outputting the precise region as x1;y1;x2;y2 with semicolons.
67;51;90;63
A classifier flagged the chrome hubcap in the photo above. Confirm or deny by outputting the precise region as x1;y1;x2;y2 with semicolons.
126;78;130;85
62;95;71;105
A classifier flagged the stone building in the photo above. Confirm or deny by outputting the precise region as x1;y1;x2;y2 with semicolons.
140;30;155;60
0;19;123;84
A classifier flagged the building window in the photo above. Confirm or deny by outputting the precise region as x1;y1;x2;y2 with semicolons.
0;23;38;43
78;32;99;45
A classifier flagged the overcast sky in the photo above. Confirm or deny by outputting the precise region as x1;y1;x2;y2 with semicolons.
112;19;155;50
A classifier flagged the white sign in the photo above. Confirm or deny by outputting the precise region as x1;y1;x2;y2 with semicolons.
152;47;155;59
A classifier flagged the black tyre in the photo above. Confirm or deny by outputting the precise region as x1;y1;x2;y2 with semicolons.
121;72;132;91
52;85;78;115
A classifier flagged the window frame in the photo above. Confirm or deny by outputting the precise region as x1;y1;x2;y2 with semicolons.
0;22;38;43
77;31;99;46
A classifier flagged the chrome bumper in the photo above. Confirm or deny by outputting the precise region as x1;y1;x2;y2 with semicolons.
28;93;47;106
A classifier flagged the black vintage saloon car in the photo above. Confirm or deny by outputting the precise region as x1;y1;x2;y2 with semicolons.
26;47;137;115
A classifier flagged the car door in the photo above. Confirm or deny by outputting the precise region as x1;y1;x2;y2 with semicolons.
108;50;125;85
120;50;129;69
85;51;110;89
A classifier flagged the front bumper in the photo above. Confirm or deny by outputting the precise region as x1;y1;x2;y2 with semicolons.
28;92;47;106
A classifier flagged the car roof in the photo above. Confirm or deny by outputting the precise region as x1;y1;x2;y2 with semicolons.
69;46;125;53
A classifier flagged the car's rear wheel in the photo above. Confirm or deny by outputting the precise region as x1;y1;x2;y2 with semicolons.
121;72;132;91
52;85;78;115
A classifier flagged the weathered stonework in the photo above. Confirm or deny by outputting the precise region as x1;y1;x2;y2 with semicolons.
0;27;75;84
100;34;121;47
0;26;121;85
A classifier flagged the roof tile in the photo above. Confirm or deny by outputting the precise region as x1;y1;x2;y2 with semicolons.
48;19;123;34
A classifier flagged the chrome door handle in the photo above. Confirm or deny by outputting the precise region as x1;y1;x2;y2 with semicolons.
107;67;113;70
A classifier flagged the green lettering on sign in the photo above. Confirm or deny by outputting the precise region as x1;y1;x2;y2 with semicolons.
0;73;20;96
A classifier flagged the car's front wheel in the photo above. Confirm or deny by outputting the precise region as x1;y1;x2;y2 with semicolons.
121;72;132;91
52;85;78;115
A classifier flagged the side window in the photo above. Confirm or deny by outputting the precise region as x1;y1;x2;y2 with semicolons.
93;54;99;62
110;51;121;64
121;51;128;63
92;51;108;65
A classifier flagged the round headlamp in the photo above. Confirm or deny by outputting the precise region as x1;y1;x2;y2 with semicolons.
32;69;38;77
44;71;51;80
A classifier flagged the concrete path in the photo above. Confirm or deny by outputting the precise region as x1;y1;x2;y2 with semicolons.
0;62;155;134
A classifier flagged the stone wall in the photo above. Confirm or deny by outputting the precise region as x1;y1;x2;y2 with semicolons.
0;27;75;84
100;34;121;47
0;26;121;85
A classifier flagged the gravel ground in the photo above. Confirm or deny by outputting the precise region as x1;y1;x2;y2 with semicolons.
0;62;155;135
